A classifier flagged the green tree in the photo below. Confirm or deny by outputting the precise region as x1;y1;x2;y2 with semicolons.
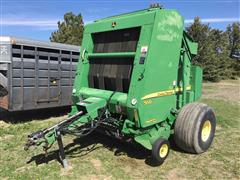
226;22;240;58
186;17;211;66
186;17;235;81
50;12;84;46
226;22;240;77
186;17;217;81
208;29;233;80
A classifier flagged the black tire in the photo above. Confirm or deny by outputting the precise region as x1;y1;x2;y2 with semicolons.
174;102;216;154
151;138;170;165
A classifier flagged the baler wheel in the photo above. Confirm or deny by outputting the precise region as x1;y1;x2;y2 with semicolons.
174;103;216;154
151;138;170;165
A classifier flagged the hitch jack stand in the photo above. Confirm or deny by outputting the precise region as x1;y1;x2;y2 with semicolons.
56;131;68;169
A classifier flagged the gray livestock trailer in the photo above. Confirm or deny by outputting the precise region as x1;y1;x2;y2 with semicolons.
0;36;80;112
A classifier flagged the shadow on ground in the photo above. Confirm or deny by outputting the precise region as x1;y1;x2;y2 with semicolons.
0;107;188;167
26;131;187;167
0;106;71;123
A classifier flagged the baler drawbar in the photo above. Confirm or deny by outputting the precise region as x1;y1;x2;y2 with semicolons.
25;6;216;167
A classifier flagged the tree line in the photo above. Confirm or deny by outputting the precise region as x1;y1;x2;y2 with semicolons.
186;17;239;81
50;13;240;82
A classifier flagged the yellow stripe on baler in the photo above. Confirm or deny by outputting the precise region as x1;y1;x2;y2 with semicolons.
141;86;191;100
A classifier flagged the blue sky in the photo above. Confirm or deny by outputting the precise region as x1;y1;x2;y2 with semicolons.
0;0;239;41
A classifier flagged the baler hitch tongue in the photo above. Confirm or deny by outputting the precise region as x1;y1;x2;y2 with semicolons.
24;111;84;151
24;130;45;151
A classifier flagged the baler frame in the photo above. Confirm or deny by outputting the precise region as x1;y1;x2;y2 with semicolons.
25;7;216;167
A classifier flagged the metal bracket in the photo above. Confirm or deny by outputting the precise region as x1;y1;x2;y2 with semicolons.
56;131;69;169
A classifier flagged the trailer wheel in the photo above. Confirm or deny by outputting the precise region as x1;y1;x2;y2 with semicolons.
174;103;216;154
151;138;170;165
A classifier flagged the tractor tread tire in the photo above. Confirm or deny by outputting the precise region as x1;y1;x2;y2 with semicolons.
174;102;216;154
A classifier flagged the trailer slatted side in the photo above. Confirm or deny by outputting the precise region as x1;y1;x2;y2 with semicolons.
0;36;80;111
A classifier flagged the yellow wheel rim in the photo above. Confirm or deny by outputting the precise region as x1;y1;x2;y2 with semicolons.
159;144;168;158
201;120;211;142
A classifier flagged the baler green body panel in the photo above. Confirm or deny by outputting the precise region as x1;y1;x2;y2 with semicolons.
136;11;184;128
69;8;201;150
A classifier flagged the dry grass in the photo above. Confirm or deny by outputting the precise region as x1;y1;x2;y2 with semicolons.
0;80;239;179
203;79;240;103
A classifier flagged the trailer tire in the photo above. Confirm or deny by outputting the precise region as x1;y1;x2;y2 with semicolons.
174;102;216;154
151;138;170;165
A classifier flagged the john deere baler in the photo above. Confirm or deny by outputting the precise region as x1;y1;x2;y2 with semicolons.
25;7;216;167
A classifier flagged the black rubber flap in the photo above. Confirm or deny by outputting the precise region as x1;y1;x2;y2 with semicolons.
92;27;141;53
88;57;133;93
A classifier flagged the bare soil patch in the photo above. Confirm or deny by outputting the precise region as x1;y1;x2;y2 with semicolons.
166;168;186;180
91;159;102;171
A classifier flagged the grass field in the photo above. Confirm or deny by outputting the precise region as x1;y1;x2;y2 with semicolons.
0;80;239;180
